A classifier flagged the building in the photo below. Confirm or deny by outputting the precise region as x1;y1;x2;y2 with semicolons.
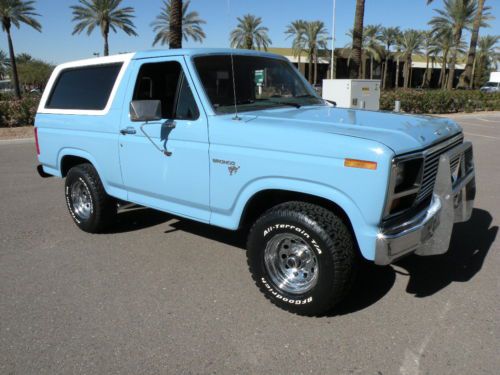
267;47;465;89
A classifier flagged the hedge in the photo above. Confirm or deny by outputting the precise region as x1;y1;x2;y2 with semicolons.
380;89;500;114
1;89;500;127
0;95;40;128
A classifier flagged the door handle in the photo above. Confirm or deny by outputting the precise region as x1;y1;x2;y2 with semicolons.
120;127;137;135
163;119;176;129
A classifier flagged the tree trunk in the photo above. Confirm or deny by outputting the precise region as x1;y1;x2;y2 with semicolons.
308;54;313;83
471;55;476;88
403;57;409;88
314;51;318;84
169;0;183;49
361;52;366;79
245;35;253;50
409;64;413;88
422;54;430;88
439;49;448;88
349;0;365;78
475;56;484;87
103;33;109;56
447;25;462;90
101;21;110;56
383;56;389;89
395;55;400;89
458;0;484;88
5;26;21;99
370;55;374;80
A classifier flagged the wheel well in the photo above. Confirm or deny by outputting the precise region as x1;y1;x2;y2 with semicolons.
60;156;91;177
240;189;361;256
240;190;352;230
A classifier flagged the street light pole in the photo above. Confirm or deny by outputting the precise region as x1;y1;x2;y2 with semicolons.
330;0;337;79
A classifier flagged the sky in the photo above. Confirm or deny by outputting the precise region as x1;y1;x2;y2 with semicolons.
0;0;499;65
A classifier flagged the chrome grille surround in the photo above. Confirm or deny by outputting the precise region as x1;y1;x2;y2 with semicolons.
415;134;464;204
384;133;464;219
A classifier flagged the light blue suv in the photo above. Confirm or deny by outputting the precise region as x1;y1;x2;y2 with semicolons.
35;49;476;315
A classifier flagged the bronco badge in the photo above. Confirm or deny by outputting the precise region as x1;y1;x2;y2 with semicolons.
212;159;240;176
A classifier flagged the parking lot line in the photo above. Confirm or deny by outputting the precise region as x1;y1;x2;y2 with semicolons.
463;132;500;140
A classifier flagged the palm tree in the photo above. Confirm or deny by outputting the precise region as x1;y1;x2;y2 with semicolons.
71;0;137;57
433;25;454;88
346;25;384;80
429;0;477;90
458;0;492;88
474;35;499;87
303;21;329;84
285;20;307;67
394;39;403;89
363;25;383;79
0;0;41;99
0;50;10;79
350;0;365;78
151;0;205;47
168;0;182;48
399;29;423;88
380;26;401;89
230;14;271;51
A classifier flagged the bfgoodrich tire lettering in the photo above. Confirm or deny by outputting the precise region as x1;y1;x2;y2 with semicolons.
247;201;356;316
65;163;116;233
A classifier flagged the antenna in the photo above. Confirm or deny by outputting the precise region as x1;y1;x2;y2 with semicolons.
226;0;240;121
230;53;240;121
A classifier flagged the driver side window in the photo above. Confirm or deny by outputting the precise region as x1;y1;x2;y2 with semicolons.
133;61;199;120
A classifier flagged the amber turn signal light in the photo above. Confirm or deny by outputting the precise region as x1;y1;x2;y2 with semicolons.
344;159;378;170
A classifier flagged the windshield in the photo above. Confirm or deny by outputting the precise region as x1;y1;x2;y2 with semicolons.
484;82;499;87
194;55;325;114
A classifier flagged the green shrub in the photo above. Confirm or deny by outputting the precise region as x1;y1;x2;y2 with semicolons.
380;89;500;114
0;96;40;127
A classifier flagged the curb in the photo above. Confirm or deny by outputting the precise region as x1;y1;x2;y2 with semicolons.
0;137;34;145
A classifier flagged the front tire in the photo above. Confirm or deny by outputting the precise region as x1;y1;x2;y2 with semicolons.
247;202;357;316
65;163;116;233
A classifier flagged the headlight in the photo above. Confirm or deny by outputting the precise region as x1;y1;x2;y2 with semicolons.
385;157;424;217
394;158;423;193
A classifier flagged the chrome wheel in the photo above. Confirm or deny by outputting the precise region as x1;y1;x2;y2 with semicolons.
264;233;319;294
70;180;92;220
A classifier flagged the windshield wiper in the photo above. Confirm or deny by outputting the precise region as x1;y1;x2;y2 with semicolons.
268;100;302;108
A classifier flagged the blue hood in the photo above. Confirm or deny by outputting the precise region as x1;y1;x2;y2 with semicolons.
240;106;462;155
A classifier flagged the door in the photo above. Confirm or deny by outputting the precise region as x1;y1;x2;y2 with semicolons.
119;56;210;222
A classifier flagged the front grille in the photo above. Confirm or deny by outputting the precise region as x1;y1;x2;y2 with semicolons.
415;135;464;204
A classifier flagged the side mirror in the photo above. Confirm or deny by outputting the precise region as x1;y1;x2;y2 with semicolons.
130;100;162;122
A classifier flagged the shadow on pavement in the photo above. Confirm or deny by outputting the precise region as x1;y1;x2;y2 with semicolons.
396;208;497;298
107;206;247;249
332;260;396;316
105;206;172;233
107;206;496;313
331;208;496;315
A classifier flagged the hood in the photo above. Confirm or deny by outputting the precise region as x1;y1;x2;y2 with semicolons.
239;106;462;155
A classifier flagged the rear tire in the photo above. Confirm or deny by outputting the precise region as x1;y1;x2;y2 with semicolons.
247;201;357;316
65;163;117;233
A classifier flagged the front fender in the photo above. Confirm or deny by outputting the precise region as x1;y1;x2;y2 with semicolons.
210;177;379;260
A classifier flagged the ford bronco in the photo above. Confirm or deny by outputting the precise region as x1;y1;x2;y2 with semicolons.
35;49;476;315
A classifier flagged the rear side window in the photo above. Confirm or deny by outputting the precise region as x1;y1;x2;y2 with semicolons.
46;63;122;110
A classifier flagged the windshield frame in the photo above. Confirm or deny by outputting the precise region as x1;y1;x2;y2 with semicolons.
190;53;326;115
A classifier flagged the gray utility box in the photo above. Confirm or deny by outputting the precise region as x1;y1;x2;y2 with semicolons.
322;79;381;110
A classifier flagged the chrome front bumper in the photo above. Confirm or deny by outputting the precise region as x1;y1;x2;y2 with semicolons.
375;141;476;265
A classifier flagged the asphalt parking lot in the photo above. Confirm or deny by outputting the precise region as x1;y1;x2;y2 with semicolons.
1;113;499;375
